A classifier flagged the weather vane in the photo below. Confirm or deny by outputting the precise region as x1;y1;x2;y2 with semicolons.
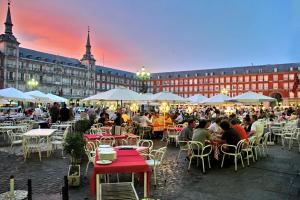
8;0;11;6
88;26;90;33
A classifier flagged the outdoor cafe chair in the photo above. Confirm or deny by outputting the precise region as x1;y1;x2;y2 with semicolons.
282;128;300;151
176;137;189;161
241;136;256;166
258;132;270;156
122;135;140;146
270;127;284;146
187;141;212;173
142;147;167;186
138;139;153;152
23;136;43;161
166;126;177;144
84;141;97;176
7;130;23;154
221;139;245;171
138;126;152;139
99;136;115;146
50;128;70;157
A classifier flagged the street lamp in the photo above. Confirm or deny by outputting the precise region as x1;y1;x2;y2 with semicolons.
136;66;151;93
220;88;229;96
27;78;38;89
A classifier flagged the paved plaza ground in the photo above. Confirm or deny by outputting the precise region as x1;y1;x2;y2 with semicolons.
0;140;299;200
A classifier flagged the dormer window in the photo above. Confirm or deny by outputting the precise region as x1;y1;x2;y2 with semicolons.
185;74;188;78
290;67;293;71
205;73;208;76
233;70;236;75
221;72;224;75
246;70;249;74
195;73;198;77
274;68;277;72
210;72;214;76
157;75;160;79
259;69;263;73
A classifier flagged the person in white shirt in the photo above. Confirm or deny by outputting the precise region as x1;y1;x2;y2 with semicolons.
140;112;152;127
208;118;222;134
249;115;264;143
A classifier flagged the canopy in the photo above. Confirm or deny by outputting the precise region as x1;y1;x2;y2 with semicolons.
188;94;208;103
82;87;143;102
0;88;35;101
229;91;276;103
46;93;68;103
151;91;187;103
201;94;232;105
25;90;51;103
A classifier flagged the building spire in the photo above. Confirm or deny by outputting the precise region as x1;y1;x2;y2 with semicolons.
5;0;13;35
85;26;91;55
81;26;95;65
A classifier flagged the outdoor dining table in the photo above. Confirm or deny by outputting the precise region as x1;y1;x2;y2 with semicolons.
23;129;57;157
0;125;27;130
90;149;151;199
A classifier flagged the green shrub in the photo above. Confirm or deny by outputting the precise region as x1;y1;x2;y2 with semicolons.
74;119;92;133
64;132;86;164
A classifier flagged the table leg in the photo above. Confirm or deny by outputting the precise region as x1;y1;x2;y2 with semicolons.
144;172;147;198
96;174;100;200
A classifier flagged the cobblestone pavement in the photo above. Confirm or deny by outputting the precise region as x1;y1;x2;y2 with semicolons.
0;140;299;200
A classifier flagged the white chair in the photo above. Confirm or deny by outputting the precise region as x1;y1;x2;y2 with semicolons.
271;126;284;146
84;142;97;176
138;139;153;152
23;136;42;161
142;147;167;185
99;136;115;146
7;130;23;153
258;132;270;157
221;140;245;171
241;136;256;166
187;141;212;173
166;126;178;144
122;135;140;146
51;128;69;157
176;137;189;161
283;128;300;151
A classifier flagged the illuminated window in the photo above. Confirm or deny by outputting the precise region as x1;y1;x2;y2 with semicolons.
244;76;249;82
251;76;256;82
273;83;278;89
232;77;237;82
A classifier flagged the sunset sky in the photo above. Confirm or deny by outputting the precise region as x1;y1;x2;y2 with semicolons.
0;0;299;73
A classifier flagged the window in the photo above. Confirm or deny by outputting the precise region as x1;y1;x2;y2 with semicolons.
199;79;203;84
258;76;263;81
290;92;294;98
273;75;278;81
175;80;178;85
204;86;208;91
214;85;219;91
194;86;198;91
244;84;249;90
290;67;293;71
232;85;236;90
184;79;188;84
238;84;243;90
238;76;243;82
258;83;263;90
189;79;193;84
232;77;237;83
220;77;224;83
226;77;230;83
204;78;208;83
215;78;219;83
289;74;294;80
251;84;256;90
194;79;197;84
264;75;268;81
283;74;288;81
283;83;288;89
184;86;188;92
251;76;256;82
209;85;213;91
179;86;183;92
244;76;249;82
273;83;278;89
274;68;277;72
264;83;268;90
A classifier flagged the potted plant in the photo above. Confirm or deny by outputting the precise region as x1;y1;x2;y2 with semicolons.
64;132;86;186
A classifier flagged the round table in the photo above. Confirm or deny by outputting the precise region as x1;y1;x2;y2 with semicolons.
0;190;28;200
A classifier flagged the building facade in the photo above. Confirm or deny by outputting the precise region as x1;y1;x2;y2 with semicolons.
0;3;299;106
0;3;142;103
149;64;300;105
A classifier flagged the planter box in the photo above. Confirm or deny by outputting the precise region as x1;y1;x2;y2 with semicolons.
68;165;80;186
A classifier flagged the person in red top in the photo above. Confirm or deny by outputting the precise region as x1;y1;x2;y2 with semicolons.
230;118;249;144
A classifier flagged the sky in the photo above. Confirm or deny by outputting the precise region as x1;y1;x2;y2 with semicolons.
0;0;300;73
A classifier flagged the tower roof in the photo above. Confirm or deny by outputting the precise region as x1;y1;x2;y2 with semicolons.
81;27;95;62
0;1;19;44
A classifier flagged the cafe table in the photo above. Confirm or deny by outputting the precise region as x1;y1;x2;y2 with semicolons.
90;149;151;199
23;129;57;157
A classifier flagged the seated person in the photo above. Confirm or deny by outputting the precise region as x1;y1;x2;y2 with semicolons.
208;118;222;135
192;119;211;146
249;115;264;143
98;112;108;126
219;120;241;153
178;119;196;143
231;118;249;143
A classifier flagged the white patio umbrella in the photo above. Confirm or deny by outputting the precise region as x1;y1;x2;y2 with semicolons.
0;99;9;104
229;91;276;103
25;90;51;103
201;94;232;105
188;94;208;103
151;91;187;103
82;87;143;102
46;93;68;103
0;88;35;102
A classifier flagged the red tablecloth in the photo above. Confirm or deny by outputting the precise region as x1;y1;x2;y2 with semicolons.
84;133;135;141
90;149;151;196
206;140;225;160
